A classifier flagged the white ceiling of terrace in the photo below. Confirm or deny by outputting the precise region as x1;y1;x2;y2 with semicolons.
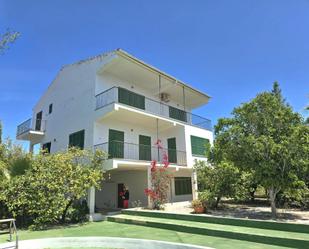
102;56;209;109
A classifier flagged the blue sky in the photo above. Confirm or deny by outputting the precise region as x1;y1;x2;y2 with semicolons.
1;0;308;147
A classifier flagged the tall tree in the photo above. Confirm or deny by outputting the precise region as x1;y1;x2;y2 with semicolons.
271;81;283;102
215;83;308;217
0;121;2;144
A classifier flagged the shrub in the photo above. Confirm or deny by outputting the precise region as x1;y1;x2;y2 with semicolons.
68;199;89;223
191;199;203;209
195;161;240;208
198;190;217;209
145;140;172;210
0;148;106;229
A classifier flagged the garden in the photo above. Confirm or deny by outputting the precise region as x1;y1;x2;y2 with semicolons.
190;83;309;221
0;83;308;249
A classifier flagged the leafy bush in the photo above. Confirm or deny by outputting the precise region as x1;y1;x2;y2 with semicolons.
191;199;203;209
0;148;106;229
276;184;309;209
195;161;240;208
68;199;89;223
198;190;217;209
234;171;259;202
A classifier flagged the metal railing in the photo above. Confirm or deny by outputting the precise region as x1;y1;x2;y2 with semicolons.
16;118;46;137
0;218;18;249
95;87;212;131
94;141;187;166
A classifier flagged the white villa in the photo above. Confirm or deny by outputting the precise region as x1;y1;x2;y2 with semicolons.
16;49;213;219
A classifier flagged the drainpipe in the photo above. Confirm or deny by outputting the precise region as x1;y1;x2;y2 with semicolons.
29;143;34;154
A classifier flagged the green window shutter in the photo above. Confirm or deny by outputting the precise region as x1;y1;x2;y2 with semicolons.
139;135;151;161
118;88;145;110
108;129;124;159
69;130;85;149
191;135;209;156
169;106;187;122
168;137;177;163
175;177;192;195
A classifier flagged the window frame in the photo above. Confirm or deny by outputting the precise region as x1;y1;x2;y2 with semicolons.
190;135;209;157
42;142;51;153
69;129;85;149
174;177;192;196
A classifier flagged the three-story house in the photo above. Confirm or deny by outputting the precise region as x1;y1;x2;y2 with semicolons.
16;49;213;220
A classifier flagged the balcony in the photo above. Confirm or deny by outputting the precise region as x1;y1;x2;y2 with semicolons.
16;118;46;142
94;141;187;166
95;87;212;131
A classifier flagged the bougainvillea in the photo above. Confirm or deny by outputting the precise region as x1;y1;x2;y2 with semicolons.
144;140;172;209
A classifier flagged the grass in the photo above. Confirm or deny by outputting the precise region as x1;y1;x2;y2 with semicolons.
113;214;309;240
0;221;297;249
121;209;309;233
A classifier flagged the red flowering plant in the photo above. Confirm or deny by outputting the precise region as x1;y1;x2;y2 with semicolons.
144;139;172;209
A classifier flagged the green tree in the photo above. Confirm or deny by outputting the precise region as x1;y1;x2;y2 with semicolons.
0;120;2;144
0;138;30;181
0;29;20;53
215;83;308;217
195;160;240;208
0;148;106;228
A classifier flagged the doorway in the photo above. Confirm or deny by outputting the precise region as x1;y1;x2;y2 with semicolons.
117;183;124;208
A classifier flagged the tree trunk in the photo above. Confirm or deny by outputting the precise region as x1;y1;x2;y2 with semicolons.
215;196;221;208
249;184;257;202
268;187;277;218
61;199;73;224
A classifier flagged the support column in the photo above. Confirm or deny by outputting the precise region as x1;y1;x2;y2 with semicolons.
192;170;198;200
87;187;95;215
147;166;152;209
29;143;34;154
182;85;186;111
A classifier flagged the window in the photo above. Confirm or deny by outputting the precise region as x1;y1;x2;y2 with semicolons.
108;129;124;158
167;137;177;163
191;135;209;157
139;135;151;161
49;103;53;114
175;177;192;195
42;142;51;153
69;130;85;149
35;111;42;131
118;87;145;110
169;106;187;122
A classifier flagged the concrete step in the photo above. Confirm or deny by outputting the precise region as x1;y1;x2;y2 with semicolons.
107;214;309;248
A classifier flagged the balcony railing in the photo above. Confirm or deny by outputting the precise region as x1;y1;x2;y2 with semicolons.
16;118;46;137
95;87;212;131
94;141;187;166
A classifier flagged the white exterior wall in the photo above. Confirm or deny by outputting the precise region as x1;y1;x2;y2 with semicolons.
95;170;148;209
31;53;116;152
21;51;214;209
184;125;214;167
94;120;186;153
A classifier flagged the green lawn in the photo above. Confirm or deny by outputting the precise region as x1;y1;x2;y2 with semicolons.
0;221;295;249
114;214;309;241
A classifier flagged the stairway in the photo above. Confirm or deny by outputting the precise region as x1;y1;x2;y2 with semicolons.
107;210;309;248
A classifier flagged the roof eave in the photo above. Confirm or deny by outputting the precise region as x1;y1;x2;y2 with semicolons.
115;49;212;102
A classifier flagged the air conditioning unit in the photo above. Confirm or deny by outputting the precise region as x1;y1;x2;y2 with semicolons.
160;92;170;102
